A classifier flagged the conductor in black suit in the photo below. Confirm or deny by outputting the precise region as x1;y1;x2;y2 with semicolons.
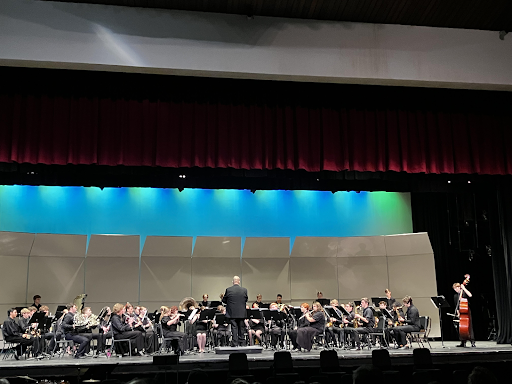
222;276;248;346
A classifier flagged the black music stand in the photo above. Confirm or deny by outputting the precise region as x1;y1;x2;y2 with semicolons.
324;306;342;322
199;308;217;352
354;300;362;308
317;299;330;307
15;307;24;317
431;295;450;348
210;301;222;308
371;297;388;307
259;303;270;309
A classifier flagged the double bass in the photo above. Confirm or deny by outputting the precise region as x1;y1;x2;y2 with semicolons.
456;274;471;340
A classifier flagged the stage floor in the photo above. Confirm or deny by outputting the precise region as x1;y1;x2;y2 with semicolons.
1;341;512;378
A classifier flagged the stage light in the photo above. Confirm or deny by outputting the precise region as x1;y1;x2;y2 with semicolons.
448;181;451;184
179;174;186;179
468;181;471;184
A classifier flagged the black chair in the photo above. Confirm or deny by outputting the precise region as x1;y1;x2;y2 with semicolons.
410;316;431;348
228;352;255;383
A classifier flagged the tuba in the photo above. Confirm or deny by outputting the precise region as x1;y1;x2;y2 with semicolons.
179;297;198;312
73;294;87;311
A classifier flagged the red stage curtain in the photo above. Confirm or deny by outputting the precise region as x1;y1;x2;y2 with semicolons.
0;67;511;175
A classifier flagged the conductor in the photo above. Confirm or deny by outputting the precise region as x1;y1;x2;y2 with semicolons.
221;276;248;347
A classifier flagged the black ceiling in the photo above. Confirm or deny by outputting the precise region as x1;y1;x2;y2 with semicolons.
46;0;512;32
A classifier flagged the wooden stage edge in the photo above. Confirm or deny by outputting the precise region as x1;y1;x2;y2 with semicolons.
0;341;511;378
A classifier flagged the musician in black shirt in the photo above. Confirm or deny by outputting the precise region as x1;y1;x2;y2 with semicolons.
289;303;310;351
198;294;211;308
213;305;231;347
349;298;375;350
252;294;263;308
267;302;286;349
453;282;476;347
111;303;145;356
61;303;91;359
391;295;420;349
3;308;35;359
385;289;395;309
160;306;185;355
296;301;325;352
32;295;42;311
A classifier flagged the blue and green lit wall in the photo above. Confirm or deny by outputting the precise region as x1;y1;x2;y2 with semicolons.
0;186;413;250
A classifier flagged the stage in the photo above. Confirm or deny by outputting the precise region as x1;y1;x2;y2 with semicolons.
0;341;511;382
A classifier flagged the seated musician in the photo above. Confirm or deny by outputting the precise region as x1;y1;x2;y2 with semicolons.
268;302;285;349
98;307;112;355
3;308;36;359
77;307;105;356
160;306;185;355
39;305;54;354
246;303;264;346
212;305;231;346
390;295;420;349
252;294;263;308
296;301;325;352
339;302;356;349
370;301;391;346
136;306;157;354
18;307;43;356
199;294;211;308
61;303;91;359
348;298;375;350
189;305;207;353
111;303;145;356
289;303;310;351
326;299;343;347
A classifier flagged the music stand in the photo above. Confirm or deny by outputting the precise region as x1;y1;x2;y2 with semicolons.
210;301;222;308
15;307;24;317
431;295;450;348
371;297;388;307
259;303;270;309
354;300;362;308
317;299;330;307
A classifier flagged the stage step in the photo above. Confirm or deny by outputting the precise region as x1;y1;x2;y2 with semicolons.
215;346;264;355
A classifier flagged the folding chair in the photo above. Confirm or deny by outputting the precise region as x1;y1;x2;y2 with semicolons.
410;316;431;348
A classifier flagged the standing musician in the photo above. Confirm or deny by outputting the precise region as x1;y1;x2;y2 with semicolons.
289;303;310;351
246;303;264;345
391;295;420;349
61;303;91;359
221;275;248;347
213;305;231;347
268;302;285;349
296;301;325;352
326;299;343;347
384;289;395;309
349;298;375;350
32;295;42;311
453;281;476;348
199;294;211;308
190;305;208;353
276;294;284;305
252;294;263;308
111;303;145;356
3;308;36;359
160;306;185;355
317;292;324;300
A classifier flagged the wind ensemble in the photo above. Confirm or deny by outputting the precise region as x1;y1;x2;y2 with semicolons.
3;278;475;360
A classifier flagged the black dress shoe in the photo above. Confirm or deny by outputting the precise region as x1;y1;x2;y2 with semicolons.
471;342;476;348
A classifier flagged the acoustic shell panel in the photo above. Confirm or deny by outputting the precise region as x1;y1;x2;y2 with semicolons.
192;237;241;258
87;235;139;257
387;254;437;299
290;237;338;258
191;258;242;301
140;257;192;302
0;232;35;256
242;237;290;258
142;236;193;257
85;257;139;304
337;236;386;257
30;234;87;257
290;257;338;301
28;257;85;304
242;259;290;302
384;232;433;256
337;257;389;299
0;255;29;304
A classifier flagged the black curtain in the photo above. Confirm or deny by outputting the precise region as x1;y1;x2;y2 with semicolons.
492;186;512;344
412;191;501;342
